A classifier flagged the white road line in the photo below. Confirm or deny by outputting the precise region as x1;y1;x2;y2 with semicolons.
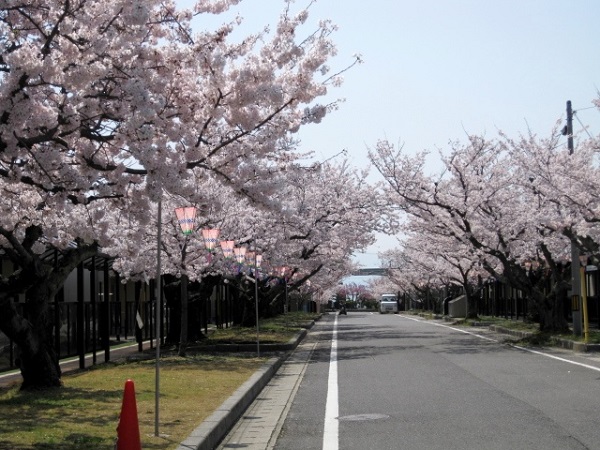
512;345;600;372
323;315;339;450
398;315;600;373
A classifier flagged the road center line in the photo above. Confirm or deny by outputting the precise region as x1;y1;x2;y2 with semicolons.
398;315;600;373
323;315;339;450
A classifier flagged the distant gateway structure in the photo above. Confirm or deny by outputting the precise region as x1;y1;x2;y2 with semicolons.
351;268;391;276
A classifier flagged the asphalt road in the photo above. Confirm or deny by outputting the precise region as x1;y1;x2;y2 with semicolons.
273;312;600;450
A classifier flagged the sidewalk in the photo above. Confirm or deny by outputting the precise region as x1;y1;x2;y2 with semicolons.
215;329;319;450
177;324;320;450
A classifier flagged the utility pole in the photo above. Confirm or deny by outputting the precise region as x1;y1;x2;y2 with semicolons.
566;100;582;336
567;100;574;155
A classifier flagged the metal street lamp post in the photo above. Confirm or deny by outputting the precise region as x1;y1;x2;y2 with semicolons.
174;207;197;357
172;212;266;358
154;199;162;437
254;252;262;357
175;206;223;345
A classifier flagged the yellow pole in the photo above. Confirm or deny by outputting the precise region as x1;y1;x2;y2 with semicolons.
580;266;589;343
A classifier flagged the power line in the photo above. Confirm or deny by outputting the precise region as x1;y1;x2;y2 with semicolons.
573;110;595;139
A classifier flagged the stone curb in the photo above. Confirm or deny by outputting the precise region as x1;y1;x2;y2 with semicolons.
175;327;310;450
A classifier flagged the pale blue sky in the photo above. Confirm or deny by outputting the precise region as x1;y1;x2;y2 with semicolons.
189;0;600;269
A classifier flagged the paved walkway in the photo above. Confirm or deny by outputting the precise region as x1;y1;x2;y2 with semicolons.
214;333;319;450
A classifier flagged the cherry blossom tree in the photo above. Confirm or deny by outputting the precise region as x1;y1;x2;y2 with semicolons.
367;275;400;301
381;229;486;317
0;0;360;388
0;181;134;388
505;127;600;257
369;126;594;330
111;158;386;328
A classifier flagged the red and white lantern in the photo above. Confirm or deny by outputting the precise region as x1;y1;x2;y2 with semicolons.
175;207;196;235
201;228;220;251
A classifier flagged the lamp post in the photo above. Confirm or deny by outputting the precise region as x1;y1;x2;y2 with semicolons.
172;213;267;356
154;199;162;437
277;266;290;314
175;206;224;343
200;227;220;334
174;207;197;357
251;251;262;357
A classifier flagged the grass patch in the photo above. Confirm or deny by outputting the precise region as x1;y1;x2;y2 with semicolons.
0;354;265;450
554;330;600;344
0;312;321;450
464;316;540;332
201;312;321;345
512;331;600;347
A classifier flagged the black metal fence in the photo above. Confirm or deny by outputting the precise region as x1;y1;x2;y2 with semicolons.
0;299;169;373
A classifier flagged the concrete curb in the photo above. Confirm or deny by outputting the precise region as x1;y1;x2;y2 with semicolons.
176;328;309;450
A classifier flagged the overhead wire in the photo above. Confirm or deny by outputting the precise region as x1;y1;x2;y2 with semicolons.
573;110;595;139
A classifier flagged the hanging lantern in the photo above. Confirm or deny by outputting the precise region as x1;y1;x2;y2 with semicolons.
234;246;246;265
255;254;263;268
220;240;235;259
175;207;196;235
245;251;255;268
201;228;220;251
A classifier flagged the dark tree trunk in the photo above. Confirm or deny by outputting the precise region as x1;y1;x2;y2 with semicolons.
178;273;188;357
163;276;181;345
0;230;99;390
0;273;63;389
164;275;214;347
466;297;478;319
230;280;244;326
188;276;219;340
21;281;63;389
187;291;204;341
536;289;569;333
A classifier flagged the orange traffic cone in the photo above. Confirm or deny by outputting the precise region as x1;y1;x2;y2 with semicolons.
116;379;142;450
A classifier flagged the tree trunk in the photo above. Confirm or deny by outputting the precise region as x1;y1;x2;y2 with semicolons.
536;290;569;332
0;236;99;390
178;274;188;357
465;289;478;319
163;276;181;344
19;336;62;390
0;288;62;390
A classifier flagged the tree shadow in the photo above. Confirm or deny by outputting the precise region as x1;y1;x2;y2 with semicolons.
311;314;508;363
0;386;122;449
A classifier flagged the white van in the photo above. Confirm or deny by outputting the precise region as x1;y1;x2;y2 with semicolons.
379;294;398;314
